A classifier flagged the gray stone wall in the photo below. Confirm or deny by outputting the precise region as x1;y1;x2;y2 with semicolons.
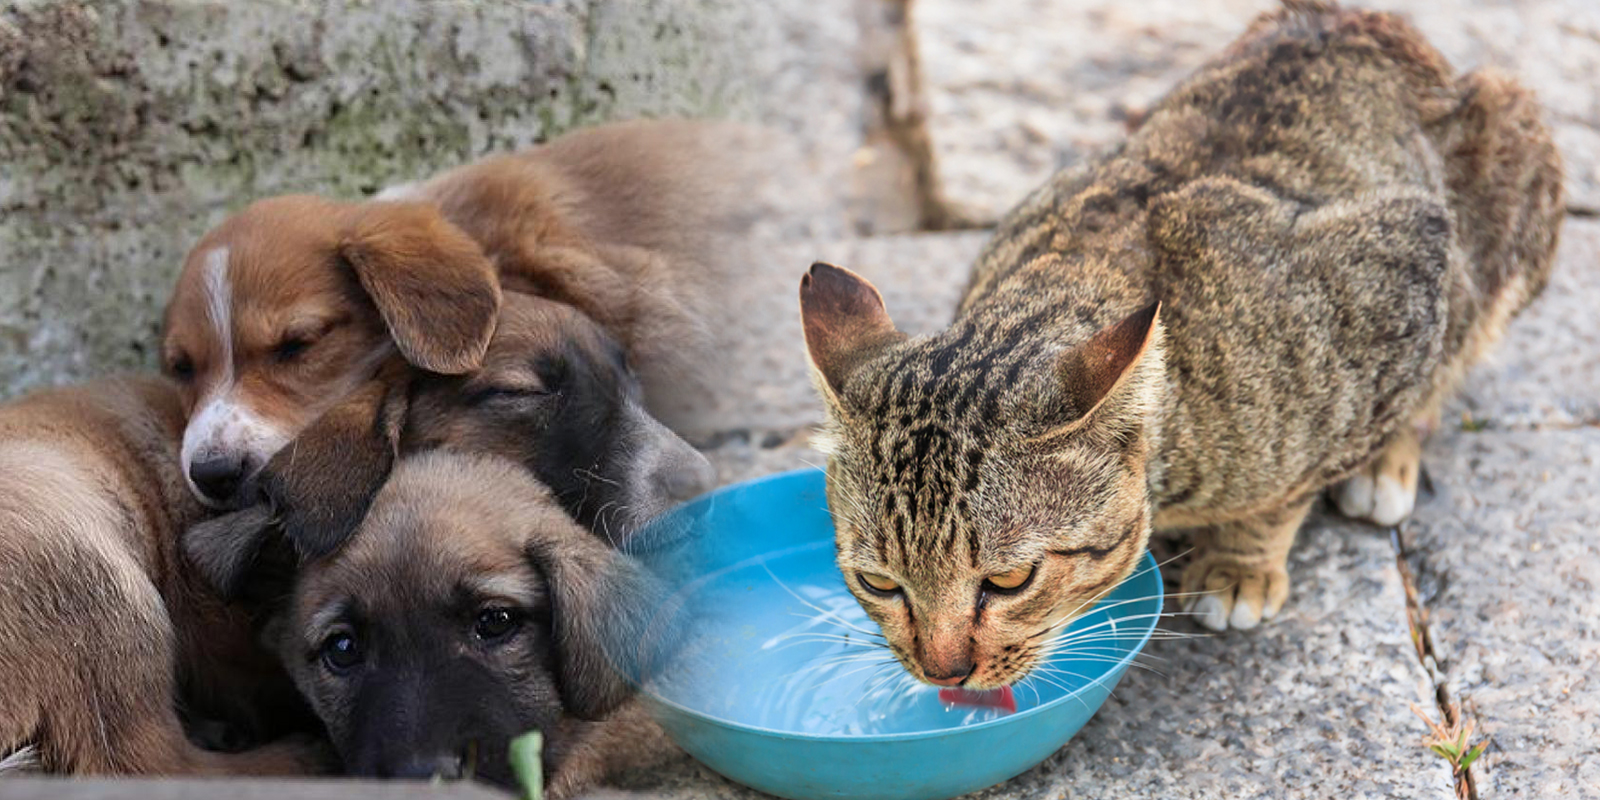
0;0;761;397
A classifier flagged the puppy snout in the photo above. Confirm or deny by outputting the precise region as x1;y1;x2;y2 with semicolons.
188;454;248;505
657;448;715;502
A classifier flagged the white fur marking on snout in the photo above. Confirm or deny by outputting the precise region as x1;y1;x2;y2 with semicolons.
179;247;289;503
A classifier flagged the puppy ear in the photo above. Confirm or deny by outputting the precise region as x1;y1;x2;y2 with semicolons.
257;369;410;560
341;201;502;374
799;262;905;410
184;505;303;609
525;530;678;720
183;505;276;600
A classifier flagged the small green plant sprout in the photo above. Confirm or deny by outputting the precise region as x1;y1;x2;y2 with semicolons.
1411;701;1487;776
510;730;544;800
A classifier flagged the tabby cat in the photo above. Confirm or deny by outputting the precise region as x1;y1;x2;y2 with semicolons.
799;1;1562;690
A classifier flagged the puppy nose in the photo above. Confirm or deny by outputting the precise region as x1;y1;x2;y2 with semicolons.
659;450;716;502
387;752;465;780
189;455;245;503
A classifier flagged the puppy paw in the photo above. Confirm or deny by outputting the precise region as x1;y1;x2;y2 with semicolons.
1179;556;1290;632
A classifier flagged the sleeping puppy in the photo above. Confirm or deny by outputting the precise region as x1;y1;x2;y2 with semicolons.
161;119;744;510
194;451;679;796
228;290;714;565
0;378;318;775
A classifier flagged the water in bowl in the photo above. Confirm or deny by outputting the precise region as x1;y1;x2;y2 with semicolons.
645;538;1148;737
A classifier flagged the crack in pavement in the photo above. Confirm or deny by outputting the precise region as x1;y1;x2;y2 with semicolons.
1392;525;1481;800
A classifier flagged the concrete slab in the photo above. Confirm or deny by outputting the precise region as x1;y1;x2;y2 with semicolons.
1407;428;1600;798
913;0;1600;223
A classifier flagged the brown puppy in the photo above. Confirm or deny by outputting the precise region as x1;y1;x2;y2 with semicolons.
0;378;317;775
161;119;743;510
197;451;677;796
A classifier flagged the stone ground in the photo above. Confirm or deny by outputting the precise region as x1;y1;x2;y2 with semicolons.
7;1;1595;799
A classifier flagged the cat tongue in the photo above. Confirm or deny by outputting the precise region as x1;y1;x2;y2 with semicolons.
937;685;1017;714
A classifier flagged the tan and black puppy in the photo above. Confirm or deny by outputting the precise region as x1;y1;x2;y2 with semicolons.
216;290;713;567
195;451;676;796
0;378;317;775
161;119;745;510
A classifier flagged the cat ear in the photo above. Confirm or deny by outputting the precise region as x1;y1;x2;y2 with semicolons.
799;262;905;406
1043;301;1163;437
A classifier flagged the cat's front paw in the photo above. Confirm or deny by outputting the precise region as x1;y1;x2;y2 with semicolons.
1179;556;1290;631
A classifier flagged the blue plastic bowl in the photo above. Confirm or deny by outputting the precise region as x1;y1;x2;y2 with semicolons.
632;469;1161;800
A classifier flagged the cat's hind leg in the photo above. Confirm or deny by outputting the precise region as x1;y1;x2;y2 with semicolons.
1179;498;1313;632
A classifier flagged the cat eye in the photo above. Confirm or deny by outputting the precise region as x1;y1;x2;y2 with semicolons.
983;564;1036;594
857;572;902;597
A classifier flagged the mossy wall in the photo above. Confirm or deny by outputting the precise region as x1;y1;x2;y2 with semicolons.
0;0;759;396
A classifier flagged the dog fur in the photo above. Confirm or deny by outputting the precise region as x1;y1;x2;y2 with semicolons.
190;290;714;567
161;119;747;510
192;451;679;797
0;377;319;775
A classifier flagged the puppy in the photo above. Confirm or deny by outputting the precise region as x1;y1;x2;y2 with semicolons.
161;119;745;509
214;290;714;565
0;378;317;775
195;451;678;797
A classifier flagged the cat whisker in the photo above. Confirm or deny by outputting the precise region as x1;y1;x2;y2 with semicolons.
762;565;885;639
1033;651;1169;677
1030;664;1120;703
1018;669;1095;713
783;612;887;638
853;663;910;709
785;653;899;692
1035;546;1200;637
1034;609;1175;647
1041;549;1189;635
763;631;887;651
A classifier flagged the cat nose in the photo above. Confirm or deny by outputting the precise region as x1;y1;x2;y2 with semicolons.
924;667;971;687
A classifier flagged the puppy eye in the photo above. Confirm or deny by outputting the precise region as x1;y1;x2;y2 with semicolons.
857;572;902;597
319;632;363;674
166;354;196;382
474;607;522;641
274;337;314;363
467;385;550;406
983;564;1036;594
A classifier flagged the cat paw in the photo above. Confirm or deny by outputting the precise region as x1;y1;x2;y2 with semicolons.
1336;426;1424;527
1179;557;1290;632
1335;458;1419;527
